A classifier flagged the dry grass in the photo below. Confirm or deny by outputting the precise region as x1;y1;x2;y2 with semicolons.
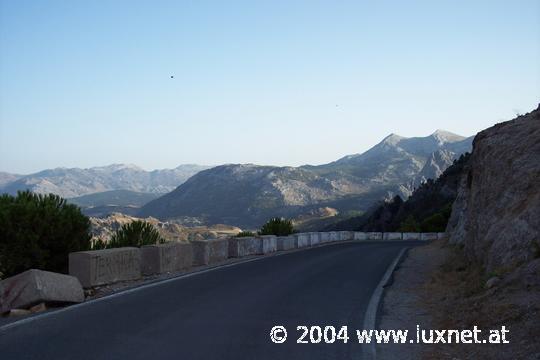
420;243;540;359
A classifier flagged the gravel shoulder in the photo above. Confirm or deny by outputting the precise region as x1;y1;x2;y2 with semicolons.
377;240;540;360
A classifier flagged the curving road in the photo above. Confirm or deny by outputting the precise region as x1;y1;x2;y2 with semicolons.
0;241;421;360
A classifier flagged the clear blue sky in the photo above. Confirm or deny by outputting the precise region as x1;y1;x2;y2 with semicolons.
1;0;539;174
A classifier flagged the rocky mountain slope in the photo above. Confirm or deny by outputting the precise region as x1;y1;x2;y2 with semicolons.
447;105;540;272
325;152;470;231
67;190;161;217
139;131;472;227
89;213;241;243
0;172;21;187
0;164;211;198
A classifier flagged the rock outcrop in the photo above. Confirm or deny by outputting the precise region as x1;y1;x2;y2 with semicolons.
90;213;241;244
447;105;540;272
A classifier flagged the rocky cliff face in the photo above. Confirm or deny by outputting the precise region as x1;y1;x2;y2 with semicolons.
447;105;540;272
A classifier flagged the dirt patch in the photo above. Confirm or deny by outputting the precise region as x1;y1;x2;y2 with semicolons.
377;240;450;359
378;240;540;360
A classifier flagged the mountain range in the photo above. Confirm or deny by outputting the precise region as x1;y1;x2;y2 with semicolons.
0;164;211;198
138;130;472;227
0;130;472;227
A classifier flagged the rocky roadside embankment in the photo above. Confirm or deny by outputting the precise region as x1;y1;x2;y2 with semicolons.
378;105;540;359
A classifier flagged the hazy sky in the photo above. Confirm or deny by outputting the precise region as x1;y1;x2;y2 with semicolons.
1;0;539;174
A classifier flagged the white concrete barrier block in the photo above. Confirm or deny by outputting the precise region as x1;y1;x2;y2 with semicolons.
141;242;193;276
319;232;330;243
339;231;353;241
228;236;262;258
366;232;383;240
354;232;367;240
277;236;296;251
437;232;448;240
69;247;141;288
192;239;228;265
294;233;310;248
383;232;402;240
420;233;438;241
260;235;277;254
309;232;321;246
329;231;340;242
402;233;421;240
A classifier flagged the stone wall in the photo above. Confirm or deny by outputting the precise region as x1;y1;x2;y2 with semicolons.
68;232;439;288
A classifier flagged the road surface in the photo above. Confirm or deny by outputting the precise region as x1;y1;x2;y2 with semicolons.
0;241;422;359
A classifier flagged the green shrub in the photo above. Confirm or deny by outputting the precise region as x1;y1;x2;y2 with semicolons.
258;217;295;236
398;215;421;232
419;203;453;232
0;191;91;278
106;220;165;248
236;231;255;237
90;238;107;250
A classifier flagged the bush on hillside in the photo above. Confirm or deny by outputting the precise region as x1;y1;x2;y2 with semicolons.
236;231;256;238
0;191;91;279
418;203;453;232
258;217;295;236
398;215;421;232
106;220;165;248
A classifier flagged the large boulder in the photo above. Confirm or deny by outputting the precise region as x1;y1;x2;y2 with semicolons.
0;269;84;313
447;105;540;271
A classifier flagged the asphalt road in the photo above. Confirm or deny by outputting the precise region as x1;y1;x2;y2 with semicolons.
0;241;422;360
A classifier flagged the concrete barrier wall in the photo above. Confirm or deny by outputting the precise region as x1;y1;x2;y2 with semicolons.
319;232;330;243
402;232;420;240
228;237;261;258
68;231;445;288
260;235;277;254
69;247;141;288
277;236;296;251
295;233;310;248
383;232;402;240
141;242;192;276
354;232;367;240
421;233;438;241
192;239;228;266
367;232;383;240
309;232;321;246
329;231;340;242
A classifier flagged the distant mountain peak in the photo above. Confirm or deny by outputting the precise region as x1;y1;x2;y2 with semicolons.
429;129;466;145
381;133;406;145
93;163;143;171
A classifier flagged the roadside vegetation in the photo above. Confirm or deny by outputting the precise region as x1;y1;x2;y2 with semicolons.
0;191;91;279
91;220;165;250
258;217;295;236
235;231;256;238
